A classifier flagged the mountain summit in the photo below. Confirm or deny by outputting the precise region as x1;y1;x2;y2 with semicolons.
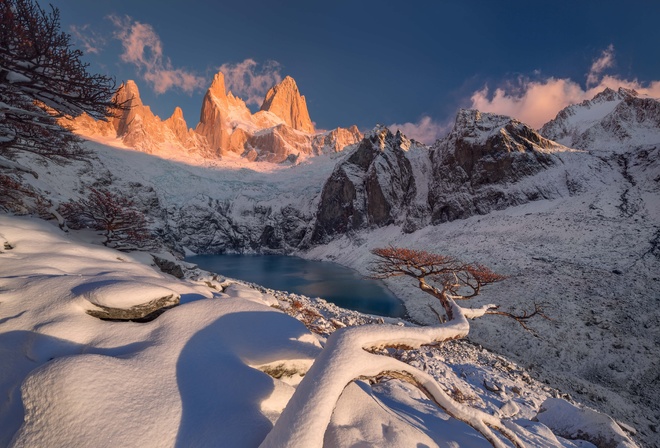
260;76;315;133
66;73;359;163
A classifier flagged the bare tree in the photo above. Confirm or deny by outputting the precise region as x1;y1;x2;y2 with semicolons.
59;188;154;250
261;247;548;448
370;246;547;329
0;0;122;168
0;171;48;213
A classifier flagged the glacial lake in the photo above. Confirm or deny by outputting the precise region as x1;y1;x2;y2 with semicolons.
186;254;406;318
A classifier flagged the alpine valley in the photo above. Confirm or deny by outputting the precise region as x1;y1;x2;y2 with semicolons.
3;72;659;447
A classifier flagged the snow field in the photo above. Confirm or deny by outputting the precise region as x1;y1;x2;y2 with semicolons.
0;215;637;447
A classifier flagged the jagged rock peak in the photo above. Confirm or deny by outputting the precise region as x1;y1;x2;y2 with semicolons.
362;125;413;152
169;106;185;121
592;87;636;102
165;106;189;140
208;72;227;99
112;80;151;137
260;76;315;133
539;87;649;147
452;109;513;134
113;80;143;107
446;109;559;153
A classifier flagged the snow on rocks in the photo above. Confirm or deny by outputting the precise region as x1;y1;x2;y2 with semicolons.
77;280;180;321
536;398;638;448
76;280;178;309
2;213;635;447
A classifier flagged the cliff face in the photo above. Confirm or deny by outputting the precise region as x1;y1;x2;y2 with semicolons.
194;73;359;162
260;76;315;133
68;74;360;163
311;127;418;244
427;110;569;223
194;73;270;156
66;80;209;155
311;111;588;243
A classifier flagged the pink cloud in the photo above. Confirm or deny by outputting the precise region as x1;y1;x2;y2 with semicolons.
587;44;615;87
218;59;282;106
389;116;451;144
469;46;660;129
110;15;205;95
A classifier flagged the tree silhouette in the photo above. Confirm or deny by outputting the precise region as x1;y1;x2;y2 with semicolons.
0;0;123;168
59;188;153;250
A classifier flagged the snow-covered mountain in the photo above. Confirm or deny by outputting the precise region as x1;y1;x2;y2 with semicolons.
312;110;600;243
541;87;660;153
427;110;583;223
68;73;362;163
4;86;660;446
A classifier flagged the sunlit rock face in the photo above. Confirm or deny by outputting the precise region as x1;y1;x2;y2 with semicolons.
260;76;315;134
65;81;209;155
110;80;171;152
164;107;208;153
64;111;116;137
312;126;363;154
195;72;361;162
69;73;361;163
195;72;277;156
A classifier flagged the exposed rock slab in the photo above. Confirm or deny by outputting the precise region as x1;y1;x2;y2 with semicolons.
86;294;180;322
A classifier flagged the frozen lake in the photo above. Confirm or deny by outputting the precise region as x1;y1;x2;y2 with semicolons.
186;254;406;317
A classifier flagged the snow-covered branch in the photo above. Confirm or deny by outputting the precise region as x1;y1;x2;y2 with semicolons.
260;301;523;448
260;248;549;447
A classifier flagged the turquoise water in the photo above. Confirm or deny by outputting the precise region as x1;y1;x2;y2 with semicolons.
186;254;406;318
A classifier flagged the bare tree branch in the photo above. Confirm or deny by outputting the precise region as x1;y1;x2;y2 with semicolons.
486;302;552;333
0;0;126;164
59;188;155;250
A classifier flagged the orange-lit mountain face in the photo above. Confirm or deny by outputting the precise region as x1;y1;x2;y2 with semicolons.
66;74;362;163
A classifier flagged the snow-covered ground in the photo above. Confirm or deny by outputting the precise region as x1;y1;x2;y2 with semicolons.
24;134;343;208
0;215;638;447
304;179;660;446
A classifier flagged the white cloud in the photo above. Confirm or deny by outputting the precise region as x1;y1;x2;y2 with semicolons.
587;44;615;87
469;46;660;129
109;15;205;95
218;59;282;106
69;24;105;55
389;116;451;144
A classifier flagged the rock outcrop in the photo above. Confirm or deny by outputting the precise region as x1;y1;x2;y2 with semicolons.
164;106;208;153
66;80;209;155
86;294;179;322
312;126;363;154
311;127;421;244
428;110;569;223
260;76;315;133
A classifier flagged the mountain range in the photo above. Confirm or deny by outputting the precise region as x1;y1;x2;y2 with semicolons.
8;76;660;447
68;73;362;163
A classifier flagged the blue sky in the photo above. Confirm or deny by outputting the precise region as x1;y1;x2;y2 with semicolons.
51;0;660;142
